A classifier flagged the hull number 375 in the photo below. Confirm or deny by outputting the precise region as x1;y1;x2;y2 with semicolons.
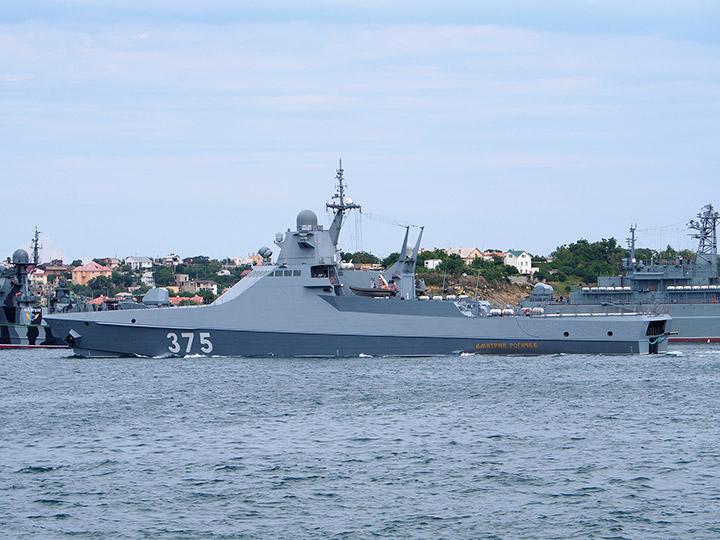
167;332;213;354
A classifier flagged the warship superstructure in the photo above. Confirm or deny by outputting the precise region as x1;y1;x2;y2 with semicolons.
0;248;66;348
522;204;720;342
47;164;671;357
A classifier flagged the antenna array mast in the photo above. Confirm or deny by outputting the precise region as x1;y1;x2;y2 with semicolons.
626;224;637;262
326;159;361;247
326;159;361;216
31;227;42;265
688;203;719;255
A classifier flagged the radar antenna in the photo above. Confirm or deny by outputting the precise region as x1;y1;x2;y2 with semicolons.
687;203;719;256
326;159;361;216
31;227;42;265
326;159;361;246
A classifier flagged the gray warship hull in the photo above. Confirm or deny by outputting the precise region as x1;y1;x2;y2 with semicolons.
46;280;669;357
1;246;66;348
46;163;671;357
0;321;65;348
523;204;720;342
528;300;718;343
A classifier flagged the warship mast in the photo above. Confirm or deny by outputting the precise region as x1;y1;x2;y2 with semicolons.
326;159;361;246
31;227;42;266
688;203;719;273
626;224;637;269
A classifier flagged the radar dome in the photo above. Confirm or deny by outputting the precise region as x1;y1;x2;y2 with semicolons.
532;283;554;296
258;246;273;259
296;209;318;232
12;249;30;265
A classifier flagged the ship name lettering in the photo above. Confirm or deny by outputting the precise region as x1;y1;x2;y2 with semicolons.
476;342;537;350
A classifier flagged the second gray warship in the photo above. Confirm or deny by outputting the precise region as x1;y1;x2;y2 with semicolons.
0;248;65;348
46;164;671;357
522;204;720;342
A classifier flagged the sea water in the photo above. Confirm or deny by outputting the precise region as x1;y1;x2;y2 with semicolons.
1;345;719;539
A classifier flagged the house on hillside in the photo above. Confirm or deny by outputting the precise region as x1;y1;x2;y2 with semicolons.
481;250;506;262
125;256;153;270
30;268;47;286
445;247;483;265
503;250;537;275
161;254;181;266
141;271;155;288
41;262;71;278
169;295;204;306
180;280;218;295
95;257;120;269
72;261;112;285
229;253;263;267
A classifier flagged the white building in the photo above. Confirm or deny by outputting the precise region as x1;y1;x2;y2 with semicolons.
140;271;155;288
161;254;181;266
503;250;537;275
424;259;443;270
125;256;154;270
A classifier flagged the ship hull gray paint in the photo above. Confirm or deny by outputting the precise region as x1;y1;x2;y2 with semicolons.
0;323;65;348
58;323;646;357
536;301;718;342
47;295;664;357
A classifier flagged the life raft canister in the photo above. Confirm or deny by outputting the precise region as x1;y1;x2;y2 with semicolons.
649;285;654;291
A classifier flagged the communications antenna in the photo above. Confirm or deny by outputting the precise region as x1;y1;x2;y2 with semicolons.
688;203;719;255
31;227;42;265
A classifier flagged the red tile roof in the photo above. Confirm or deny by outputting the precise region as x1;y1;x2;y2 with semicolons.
73;261;112;273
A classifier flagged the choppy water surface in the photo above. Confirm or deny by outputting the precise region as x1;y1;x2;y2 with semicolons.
1;346;719;539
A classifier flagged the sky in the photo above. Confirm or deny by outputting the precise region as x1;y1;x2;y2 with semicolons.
2;0;719;263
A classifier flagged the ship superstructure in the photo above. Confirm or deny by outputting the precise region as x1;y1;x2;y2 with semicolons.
0;248;66;348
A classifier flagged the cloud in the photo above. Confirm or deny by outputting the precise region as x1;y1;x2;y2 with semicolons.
0;13;718;259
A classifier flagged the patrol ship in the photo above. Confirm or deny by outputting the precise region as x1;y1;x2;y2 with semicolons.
46;164;670;357
0;248;66;348
522;204;720;342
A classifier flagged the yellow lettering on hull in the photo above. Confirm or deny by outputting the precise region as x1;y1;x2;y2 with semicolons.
476;342;538;350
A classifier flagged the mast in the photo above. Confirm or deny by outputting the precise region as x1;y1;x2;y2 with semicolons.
627;224;637;263
31;227;42;265
688;203;719;274
326;159;361;246
688;203;719;255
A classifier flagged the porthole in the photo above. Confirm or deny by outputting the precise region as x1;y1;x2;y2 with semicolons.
563;331;569;337
85;322;89;326
607;331;613;336
131;319;136;324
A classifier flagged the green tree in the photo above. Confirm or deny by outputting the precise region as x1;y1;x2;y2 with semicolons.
340;251;380;264
153;266;175;287
111;270;133;288
69;283;91;296
382;252;400;267
87;275;112;292
198;289;216;304
71;259;83;267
